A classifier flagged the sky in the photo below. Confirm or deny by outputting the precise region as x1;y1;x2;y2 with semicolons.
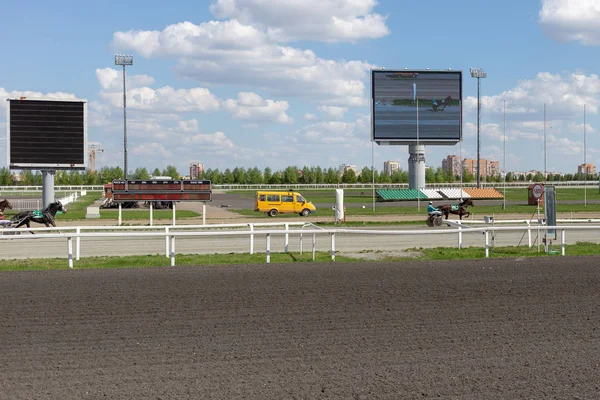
1;0;600;175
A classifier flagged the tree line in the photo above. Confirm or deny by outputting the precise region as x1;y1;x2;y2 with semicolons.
0;166;596;186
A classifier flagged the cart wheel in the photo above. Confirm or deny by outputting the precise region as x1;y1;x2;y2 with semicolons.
426;216;434;227
434;215;443;227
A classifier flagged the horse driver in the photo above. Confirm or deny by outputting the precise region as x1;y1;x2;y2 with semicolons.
427;201;442;216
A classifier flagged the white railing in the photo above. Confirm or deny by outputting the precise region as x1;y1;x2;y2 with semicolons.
6;191;83;210
1;223;598;269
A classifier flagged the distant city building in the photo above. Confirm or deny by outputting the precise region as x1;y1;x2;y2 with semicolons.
338;164;358;175
462;158;500;179
189;162;204;180
441;155;461;177
578;163;596;175
383;161;401;175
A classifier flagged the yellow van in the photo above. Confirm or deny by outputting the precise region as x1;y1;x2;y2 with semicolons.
255;191;316;217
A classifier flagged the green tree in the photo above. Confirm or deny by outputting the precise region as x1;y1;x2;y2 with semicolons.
283;166;299;184
263;167;272;184
0;168;12;185
162;165;180;179
314;167;324;184
133;167;151;180
222;169;234;184
152;168;161;177
425;168;435;183
359;167;372;183
341;169;358;183
69;170;83;185
247;167;263;184
325;168;339;184
462;168;474;183
269;171;282;184
232;167;247;184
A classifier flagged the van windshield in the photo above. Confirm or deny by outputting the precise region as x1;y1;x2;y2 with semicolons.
296;195;305;203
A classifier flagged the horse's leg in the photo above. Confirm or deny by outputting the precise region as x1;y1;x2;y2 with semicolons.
26;221;34;235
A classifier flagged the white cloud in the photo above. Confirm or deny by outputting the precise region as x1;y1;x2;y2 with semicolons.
318;105;348;119
209;0;390;43
183;131;235;149
96;68;220;113
132;142;172;158
223;92;293;123
539;0;600;45
464;72;600;117
113;20;374;106
304;113;317;120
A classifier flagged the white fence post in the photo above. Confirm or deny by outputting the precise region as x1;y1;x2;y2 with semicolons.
266;233;271;263
561;229;566;256
485;230;489;258
170;235;175;266
284;223;289;253
202;202;206;225
172;203;176;226
330;233;335;261
527;222;532;248
165;227;170;258
249;224;254;255
76;227;80;261
149;202;153;226
67;237;73;269
312;233;316;261
118;203;122;226
457;221;462;249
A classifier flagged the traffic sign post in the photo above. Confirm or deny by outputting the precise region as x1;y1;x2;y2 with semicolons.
528;183;544;206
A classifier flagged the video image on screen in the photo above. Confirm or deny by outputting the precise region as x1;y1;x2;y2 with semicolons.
372;71;462;142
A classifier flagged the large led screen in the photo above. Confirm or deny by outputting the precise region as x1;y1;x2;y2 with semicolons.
7;98;87;170
371;70;462;144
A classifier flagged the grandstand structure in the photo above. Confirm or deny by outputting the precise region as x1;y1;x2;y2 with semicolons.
376;187;503;202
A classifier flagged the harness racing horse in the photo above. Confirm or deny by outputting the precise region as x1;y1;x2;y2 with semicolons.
0;199;13;213
10;201;67;234
437;198;474;220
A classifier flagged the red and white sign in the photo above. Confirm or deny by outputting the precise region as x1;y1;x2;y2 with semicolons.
531;184;544;199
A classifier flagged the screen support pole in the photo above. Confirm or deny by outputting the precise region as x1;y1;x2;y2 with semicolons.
41;170;56;209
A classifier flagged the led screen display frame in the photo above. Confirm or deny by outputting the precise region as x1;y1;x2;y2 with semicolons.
7;98;88;170
371;70;462;145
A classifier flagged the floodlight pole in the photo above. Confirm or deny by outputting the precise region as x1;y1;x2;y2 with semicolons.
503;100;506;210
543;103;547;183
115;54;133;180
470;68;487;188
584;104;587;207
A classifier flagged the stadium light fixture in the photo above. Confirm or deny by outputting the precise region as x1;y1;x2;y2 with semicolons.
470;67;487;188
114;54;133;179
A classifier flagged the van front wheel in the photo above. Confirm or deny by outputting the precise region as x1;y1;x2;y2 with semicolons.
300;209;310;217
268;209;278;217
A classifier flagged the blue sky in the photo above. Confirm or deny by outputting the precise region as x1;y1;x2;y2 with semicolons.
1;0;599;175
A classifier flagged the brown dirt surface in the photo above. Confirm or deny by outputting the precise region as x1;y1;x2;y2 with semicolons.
1;258;600;399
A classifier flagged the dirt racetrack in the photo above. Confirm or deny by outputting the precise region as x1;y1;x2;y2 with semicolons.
1;257;599;399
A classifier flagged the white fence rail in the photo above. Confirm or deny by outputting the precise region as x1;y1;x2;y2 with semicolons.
1;223;598;269
7;191;84;211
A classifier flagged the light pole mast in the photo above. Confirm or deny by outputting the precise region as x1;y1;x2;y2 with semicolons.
470;68;487;188
115;54;133;180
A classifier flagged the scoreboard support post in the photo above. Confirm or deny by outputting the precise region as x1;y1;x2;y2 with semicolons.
42;170;56;208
